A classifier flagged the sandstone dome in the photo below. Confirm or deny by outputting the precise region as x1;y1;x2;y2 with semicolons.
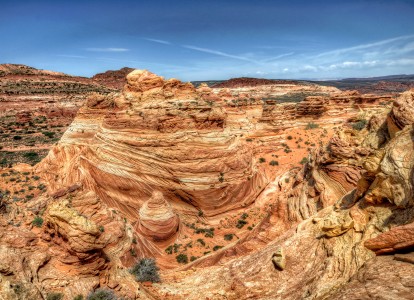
138;191;179;241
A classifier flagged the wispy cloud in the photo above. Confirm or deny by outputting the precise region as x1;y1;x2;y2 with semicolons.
85;48;130;52
315;34;414;58
144;38;171;45
182;45;258;63
56;54;86;59
262;52;295;63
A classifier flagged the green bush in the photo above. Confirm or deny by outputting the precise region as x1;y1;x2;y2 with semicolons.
305;122;319;130
197;238;205;246
352;119;367;131
73;295;84;300
259;157;266;163
47;293;63;300
224;233;234;241
213;245;223;251
300;157;309;165
23;152;39;160
86;289;116;300
165;245;173;255
42;131;55;138
176;253;188;264
269;160;279;166
130;258;160;283
32;216;43;227
236;219;247;229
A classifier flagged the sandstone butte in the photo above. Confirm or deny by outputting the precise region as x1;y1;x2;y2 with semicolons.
1;68;414;299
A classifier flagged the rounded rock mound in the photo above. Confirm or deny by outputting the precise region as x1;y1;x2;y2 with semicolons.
138;191;179;241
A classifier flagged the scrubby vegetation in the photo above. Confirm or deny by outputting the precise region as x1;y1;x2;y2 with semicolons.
130;258;160;283
86;289;117;300
176;253;188;264
32;215;43;227
46;293;64;300
305;122;319;129
352;119;367;130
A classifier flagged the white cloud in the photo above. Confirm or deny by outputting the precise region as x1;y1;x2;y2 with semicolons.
315;34;414;58
85;48;130;52
182;45;259;63
144;38;171;45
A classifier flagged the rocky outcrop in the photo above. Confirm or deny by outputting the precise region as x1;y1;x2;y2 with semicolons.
38;70;267;220
92;67;135;89
390;89;414;130
138;191;179;241
365;222;414;255
142;90;414;299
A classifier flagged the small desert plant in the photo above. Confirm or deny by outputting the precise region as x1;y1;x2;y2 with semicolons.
287;135;293;140
300;157;309;165
224;233;234;241
176;253;188;264
259;157;266;163
32;216;43;227
236;219;247;229
98;225;104;232
305;122;319;130
213;245;223;251
86;289;116;300
269;160;279;166
46;293;64;300
73;295;84;300
130;258;160;283
197;238;206;246
352;119;367;131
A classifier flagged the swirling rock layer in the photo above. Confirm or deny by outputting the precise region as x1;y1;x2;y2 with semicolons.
138;191;179;241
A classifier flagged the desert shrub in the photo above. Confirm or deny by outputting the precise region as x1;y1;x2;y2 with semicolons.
23;152;39;160
42;131;55;138
73;295;84;300
47;293;64;300
13;135;22;140
190;256;198;262
165;245;173;254
236;219;247;229
213;245;223;251
352;119;367;131
86;289;116;300
224;233;234;241
287;135;293;140
269;160;279;166
130;258;160;283
32;216;43;227
176;253;188;264
241;213;248;220
197;238;205;246
259;157;266;163
130;248;137;257
305;122;319;130
98;225;104;232
300;157;309;165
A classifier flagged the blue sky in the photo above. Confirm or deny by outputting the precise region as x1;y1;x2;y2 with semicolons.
1;0;414;80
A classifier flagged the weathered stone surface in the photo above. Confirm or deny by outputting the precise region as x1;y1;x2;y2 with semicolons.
365;221;414;255
138;191;179;241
